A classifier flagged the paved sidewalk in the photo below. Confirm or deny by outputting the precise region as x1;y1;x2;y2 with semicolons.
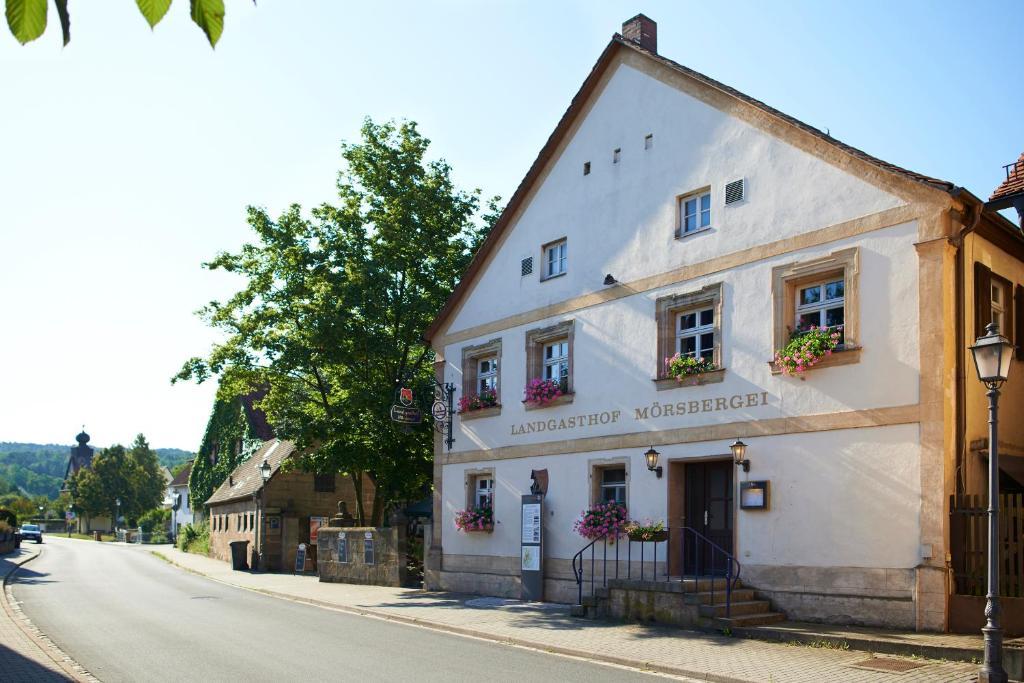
1;545;77;682
153;545;986;683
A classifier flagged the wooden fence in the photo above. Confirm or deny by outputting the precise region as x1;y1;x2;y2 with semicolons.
950;493;1024;598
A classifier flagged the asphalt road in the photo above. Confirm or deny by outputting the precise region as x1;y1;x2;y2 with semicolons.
11;537;668;682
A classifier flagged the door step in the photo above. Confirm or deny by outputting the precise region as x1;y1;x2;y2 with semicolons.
716;612;787;628
699;600;773;618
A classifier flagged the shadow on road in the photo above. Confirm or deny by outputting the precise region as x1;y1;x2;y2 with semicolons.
0;643;71;682
7;566;54;586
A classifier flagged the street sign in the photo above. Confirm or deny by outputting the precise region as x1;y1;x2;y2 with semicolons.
389;404;423;424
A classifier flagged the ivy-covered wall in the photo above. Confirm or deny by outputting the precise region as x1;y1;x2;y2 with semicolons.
188;391;272;515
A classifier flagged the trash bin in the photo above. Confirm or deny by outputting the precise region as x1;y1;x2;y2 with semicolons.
229;540;250;570
93;530;101;541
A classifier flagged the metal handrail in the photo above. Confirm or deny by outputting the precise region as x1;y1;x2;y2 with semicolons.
572;525;742;618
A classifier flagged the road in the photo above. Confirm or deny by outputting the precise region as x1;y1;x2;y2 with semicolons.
10;537;669;682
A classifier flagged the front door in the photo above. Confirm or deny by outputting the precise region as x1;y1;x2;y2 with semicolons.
683;460;734;576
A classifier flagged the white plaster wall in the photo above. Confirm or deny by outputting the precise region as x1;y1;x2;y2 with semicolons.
171;485;193;529
446;221;920;454
441;423;922;569
449;59;903;333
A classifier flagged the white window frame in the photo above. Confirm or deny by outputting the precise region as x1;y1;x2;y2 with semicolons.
474;476;493;508
676;306;715;362
542;339;569;385
600;467;627;505
992;280;1008;333
544;240;567;279
478;357;498;393
680;191;711;235
795;278;845;335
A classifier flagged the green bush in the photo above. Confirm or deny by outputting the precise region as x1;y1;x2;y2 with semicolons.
0;508;15;528
138;507;171;533
176;521;209;555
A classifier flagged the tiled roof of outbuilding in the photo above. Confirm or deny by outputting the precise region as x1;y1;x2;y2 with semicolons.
206;439;295;506
169;460;193;488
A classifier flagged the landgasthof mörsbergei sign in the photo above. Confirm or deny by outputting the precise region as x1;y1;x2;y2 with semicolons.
508;391;771;437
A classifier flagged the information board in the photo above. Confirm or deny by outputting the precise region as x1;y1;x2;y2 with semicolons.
520;493;544;602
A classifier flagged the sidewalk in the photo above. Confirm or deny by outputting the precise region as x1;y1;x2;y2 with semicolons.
153;545;990;683
1;545;90;683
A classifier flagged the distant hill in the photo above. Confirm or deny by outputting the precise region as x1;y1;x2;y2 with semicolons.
0;442;195;499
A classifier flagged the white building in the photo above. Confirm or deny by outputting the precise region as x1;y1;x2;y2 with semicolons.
423;15;1024;634
166;460;194;537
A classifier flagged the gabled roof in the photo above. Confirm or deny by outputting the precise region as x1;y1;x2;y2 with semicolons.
206;439;296;506
425;33;961;341
990;152;1024;206
169;460;193;488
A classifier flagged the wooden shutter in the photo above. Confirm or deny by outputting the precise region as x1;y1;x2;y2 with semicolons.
1017;285;1024;359
974;262;992;337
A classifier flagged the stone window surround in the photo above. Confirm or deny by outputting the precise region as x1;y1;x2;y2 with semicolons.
770;246;861;373
463;467;496;511
460;338;503;418
675;185;712;239
525;319;575;409
654;282;725;389
588;456;630;507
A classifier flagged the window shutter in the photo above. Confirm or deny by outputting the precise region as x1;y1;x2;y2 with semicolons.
974;262;992;337
1017;285;1024;360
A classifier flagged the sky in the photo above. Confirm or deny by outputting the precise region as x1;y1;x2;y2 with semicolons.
1;1;1021;451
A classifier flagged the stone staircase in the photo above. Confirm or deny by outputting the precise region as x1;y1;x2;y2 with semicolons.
578;576;785;629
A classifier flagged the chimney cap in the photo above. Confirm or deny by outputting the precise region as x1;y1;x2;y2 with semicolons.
621;14;657;54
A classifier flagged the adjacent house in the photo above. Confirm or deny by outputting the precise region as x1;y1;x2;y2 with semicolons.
167;460;194;538
423;15;1024;635
205;439;375;572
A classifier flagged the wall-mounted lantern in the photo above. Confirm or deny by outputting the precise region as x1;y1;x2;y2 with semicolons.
730;439;750;472
644;446;662;478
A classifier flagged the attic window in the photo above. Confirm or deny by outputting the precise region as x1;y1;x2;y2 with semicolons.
521;256;534;277
613;148;621;164
583;161;591;176
644;134;653;150
725;179;745;205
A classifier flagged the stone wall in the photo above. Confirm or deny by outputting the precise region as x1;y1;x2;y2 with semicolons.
207;498;256;565
317;526;407;587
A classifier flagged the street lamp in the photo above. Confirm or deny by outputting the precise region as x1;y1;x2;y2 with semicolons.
253;459;272;571
66;503;73;538
115;497;121;535
969;322;1014;683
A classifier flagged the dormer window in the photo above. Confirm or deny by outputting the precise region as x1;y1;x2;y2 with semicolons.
543;239;567;280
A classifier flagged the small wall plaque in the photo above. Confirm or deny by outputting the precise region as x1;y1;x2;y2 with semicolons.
740;480;770;510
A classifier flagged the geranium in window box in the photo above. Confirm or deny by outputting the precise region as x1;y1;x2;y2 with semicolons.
664;353;716;381
774;325;843;377
573;501;629;542
523;378;565;407
454;505;494;532
458;388;499;413
625;519;667;543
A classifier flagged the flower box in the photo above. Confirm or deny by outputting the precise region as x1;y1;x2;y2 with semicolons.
573;502;629;542
455;505;494;533
523;378;567;408
625;520;667;543
773;325;847;377
458;389;498;414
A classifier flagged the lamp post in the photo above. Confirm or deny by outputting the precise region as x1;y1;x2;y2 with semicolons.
67;504;72;538
115;497;121;536
969;322;1014;683
254;458;272;571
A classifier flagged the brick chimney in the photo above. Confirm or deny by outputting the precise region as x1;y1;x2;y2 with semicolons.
622;14;657;54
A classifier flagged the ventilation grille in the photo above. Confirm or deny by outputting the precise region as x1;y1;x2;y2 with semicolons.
521;257;534;277
725;178;745;205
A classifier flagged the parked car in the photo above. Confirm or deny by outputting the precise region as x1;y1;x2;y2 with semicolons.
19;524;43;543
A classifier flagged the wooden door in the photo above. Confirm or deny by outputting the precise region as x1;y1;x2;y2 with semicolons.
683;460;733;576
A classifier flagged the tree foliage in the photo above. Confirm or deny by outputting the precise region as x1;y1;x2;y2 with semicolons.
176;118;499;525
5;0;237;48
69;434;165;525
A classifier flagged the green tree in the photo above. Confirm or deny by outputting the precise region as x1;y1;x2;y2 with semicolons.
176;118;499;525
70;434;165;525
5;0;233;48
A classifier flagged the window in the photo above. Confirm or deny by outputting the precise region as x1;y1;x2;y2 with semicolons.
314;474;335;493
677;307;715;361
478;357;498;393
655;283;723;383
974;263;1017;354
543;239;567;279
460;338;502;412
583;161;591;176
600;467;626;504
249;512;254;532
992;280;1008;332
525;320;575;402
795;278;845;342
679;190;711;236
613;148;621;164
771;247;860;371
543;340;569;388
644;133;653;150
474;476;493;508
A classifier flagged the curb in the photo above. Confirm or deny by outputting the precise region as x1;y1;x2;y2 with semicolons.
2;548;99;683
149;550;750;683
